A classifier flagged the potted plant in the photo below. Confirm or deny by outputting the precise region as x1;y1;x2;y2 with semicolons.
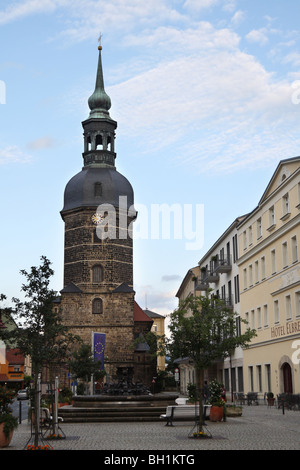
0;386;18;447
267;392;275;406
208;379;225;422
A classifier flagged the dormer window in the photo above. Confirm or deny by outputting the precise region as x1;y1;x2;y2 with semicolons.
94;182;102;197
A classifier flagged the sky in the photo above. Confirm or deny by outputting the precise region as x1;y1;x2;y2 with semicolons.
0;0;300;321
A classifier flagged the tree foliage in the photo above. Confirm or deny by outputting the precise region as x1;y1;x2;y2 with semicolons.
167;294;256;431
168;294;256;375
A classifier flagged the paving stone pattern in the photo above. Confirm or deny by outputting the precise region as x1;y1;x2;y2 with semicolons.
4;405;300;451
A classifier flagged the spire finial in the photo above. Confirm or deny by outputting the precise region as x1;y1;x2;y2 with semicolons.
98;32;102;50
88;35;111;117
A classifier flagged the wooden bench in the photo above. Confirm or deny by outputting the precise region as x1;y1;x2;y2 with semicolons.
160;404;211;426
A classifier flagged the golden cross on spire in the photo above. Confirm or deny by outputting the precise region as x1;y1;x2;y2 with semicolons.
98;33;103;50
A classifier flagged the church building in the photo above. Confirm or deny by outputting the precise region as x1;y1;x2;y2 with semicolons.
57;44;154;386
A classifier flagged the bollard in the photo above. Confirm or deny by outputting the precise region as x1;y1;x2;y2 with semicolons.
19;399;22;424
281;397;285;415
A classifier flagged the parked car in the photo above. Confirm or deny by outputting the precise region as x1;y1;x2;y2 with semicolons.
17;389;28;400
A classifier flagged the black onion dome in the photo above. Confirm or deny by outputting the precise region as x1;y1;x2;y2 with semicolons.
61;167;135;214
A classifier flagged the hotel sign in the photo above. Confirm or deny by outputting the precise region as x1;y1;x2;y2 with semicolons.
271;320;300;339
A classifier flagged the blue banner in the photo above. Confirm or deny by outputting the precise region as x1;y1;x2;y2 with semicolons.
93;332;106;370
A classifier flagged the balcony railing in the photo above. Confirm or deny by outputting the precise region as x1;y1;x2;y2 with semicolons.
194;276;209;291
215;255;232;273
203;269;219;283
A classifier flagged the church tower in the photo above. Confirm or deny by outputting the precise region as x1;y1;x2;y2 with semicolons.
59;44;138;382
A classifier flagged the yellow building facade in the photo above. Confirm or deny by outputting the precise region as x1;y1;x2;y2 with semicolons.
237;157;300;397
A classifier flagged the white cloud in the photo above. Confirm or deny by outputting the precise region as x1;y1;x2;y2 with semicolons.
183;0;219;11
246;28;269;45
27;136;57;150
110;25;300;173
0;145;32;164
0;0;60;24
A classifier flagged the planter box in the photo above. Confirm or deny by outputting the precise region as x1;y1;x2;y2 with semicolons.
226;406;242;417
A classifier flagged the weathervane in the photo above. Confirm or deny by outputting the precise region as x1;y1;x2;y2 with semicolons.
98;33;103;50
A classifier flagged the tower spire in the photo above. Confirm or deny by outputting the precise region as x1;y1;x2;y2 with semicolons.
82;39;117;168
88;38;111;118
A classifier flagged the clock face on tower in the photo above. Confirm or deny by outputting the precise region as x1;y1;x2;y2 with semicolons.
91;213;103;225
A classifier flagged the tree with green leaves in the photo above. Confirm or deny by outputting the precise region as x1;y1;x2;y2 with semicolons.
5;256;80;446
167;294;256;432
69;343;104;394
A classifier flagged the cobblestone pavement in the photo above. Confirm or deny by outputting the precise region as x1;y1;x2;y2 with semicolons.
4;405;300;452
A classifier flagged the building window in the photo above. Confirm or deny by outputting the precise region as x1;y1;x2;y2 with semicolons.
243;230;247;250
256;365;262;392
92;298;103;314
285;295;292;320
234;275;240;304
94;182;102;197
251;309;255;329
243;268;247;290
271;249;276;274
257;307;261;329
261;256;266;280
233;234;238;262
274;300;280;324
248;366;254;392
269;206;275;228
295;292;300;318
254;260;259;284
257;218;262;239
282;242;288;268
92;265;104;283
282;193;290;219
248;226;253;245
249;264;253;287
263;304;268;327
291;236;298;263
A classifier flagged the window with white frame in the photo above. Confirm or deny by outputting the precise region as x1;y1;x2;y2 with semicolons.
251;309;255;329
271;249;276;274
263;304;268;327
282;242;288;268
243;230;247;250
274;300;280;324
261;256;266;279
282;193;290;217
257;307;262;329
295;292;300;318
243;268;247;290
257;217;262;239
249;264;253;287
285;295;292;320
249;225;253;245
254;260;259;284
269;206;275;227
291;236;298;263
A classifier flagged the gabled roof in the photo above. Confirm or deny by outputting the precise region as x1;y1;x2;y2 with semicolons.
259;156;300;205
144;308;165;319
113;282;134;293
134;301;153;323
60;282;82;294
6;348;24;365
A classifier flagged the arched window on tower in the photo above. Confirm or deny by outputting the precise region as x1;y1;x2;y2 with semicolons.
92;265;104;283
87;135;92;151
95;134;103;150
92;298;103;315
